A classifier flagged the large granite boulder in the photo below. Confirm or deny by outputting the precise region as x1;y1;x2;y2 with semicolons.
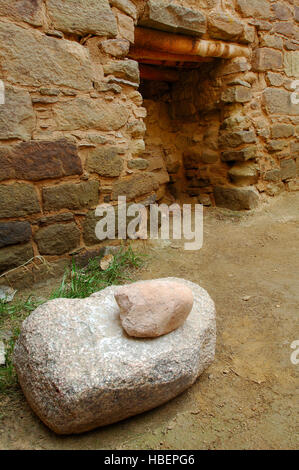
14;278;216;435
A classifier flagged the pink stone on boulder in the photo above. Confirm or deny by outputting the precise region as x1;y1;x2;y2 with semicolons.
115;279;194;338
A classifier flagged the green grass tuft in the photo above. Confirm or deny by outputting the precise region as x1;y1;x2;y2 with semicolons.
0;246;146;394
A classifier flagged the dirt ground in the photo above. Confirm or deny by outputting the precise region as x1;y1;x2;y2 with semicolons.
0;192;298;450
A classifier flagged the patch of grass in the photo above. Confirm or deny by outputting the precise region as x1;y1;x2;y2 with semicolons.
51;246;146;299
0;246;146;394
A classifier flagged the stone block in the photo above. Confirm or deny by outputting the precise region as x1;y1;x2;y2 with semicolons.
54;98;129;131
214;186;259;211
221;86;252;104
103;60;139;84
263;88;299;116
221;146;257;162
47;0;117;36
0;0;44;26
139;0;207;36
284;51;299;78
43;181;99;211
0;21;93;91
0;184;40;218
271;124;294;139
208;11;243;40
236;0;271;19
219;131;256;149
228;162;258;187
87;147;124;177
0;222;32;248
34;223;80;255
111;173;159;200
110;0;137;20
0;87;35;141
280;159;296;180
0;140;82;182
253;48;283;71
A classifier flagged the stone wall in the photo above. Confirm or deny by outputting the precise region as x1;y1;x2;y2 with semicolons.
0;0;298;281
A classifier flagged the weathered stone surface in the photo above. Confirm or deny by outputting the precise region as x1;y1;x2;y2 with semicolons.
253;48;283;71
228;162;258;187
110;0;137;20
219;131;256;148
0;0;44;26
214;186;259;211
54;98;129;131
280;159;296;181
260;34;283;50
112;173;159;200
0;243;34;275
47;0;117;36
0;87;35;141
14;278;216;434
100;39;130;58
0;22;93;91
0;222;32;249
140;0;207;36
266;72;284;87
284;51;299;77
272;2;292;21
265;169;281;182
127;158;149;170
273;21;295;38
43;181;99;211
266;140;288;153
116;280;194;338
263;88;299;116
34;223;80;256
87;147;124;177
271;124;294;139
0;140;82;182
103;60;140;84
0;184;40;218
38;213;74;226
221;86;252;104
236;0;271;19
208;11;243;41
216;60;250;77
221;145;257;162
201;149;219;164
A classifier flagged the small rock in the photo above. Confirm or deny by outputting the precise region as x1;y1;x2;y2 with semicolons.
115;280;194;338
0;286;17;303
100;254;114;271
242;295;251;301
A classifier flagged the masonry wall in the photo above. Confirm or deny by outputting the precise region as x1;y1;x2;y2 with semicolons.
0;0;298;283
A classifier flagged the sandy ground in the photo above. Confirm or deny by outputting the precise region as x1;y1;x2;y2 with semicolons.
0;192;298;450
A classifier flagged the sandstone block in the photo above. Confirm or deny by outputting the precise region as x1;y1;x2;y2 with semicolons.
47;0;117;36
87;147;124;177
110;0;137;20
0;222;32;249
221;86;252;104
0;184;40;218
284;51;299;78
103;60;140;84
0;140;82;182
221;146;257;162
34;223;80;255
140;0;207;36
54;98;129;131
271;124;294;139
208;11;243;40
280;159;296;181
112;173;159;200
228;162;258;187
43;181;99;211
127;158;149;170
0;87;35;141
0;0;44;26
263;88;299;116
100;39;130;58
253;48;283;71
219;131;256;148
236;0;271;19
214;186;259;211
0;22;93;91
